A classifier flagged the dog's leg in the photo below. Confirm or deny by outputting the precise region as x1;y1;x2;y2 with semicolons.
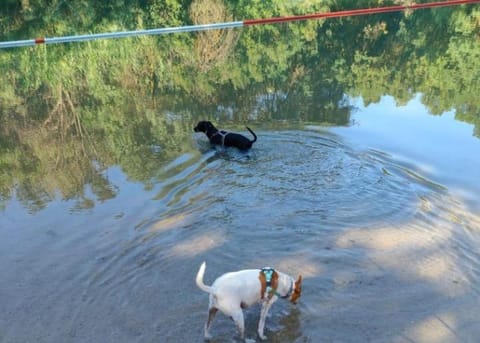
257;300;275;340
231;310;245;340
204;307;217;339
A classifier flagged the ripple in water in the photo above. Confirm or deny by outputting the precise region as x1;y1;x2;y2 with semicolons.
8;128;476;343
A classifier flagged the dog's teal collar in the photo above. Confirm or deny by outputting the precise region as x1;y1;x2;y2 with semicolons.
261;268;292;299
261;267;275;298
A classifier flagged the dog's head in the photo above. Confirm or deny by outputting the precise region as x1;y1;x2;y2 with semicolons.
290;275;303;304
194;121;216;133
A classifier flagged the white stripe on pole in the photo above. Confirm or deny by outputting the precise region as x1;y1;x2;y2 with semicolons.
0;21;244;49
0;40;34;48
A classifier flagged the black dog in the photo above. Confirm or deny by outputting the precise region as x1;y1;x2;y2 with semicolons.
194;121;257;150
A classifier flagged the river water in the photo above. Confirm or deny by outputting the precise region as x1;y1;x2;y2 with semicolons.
1;95;479;343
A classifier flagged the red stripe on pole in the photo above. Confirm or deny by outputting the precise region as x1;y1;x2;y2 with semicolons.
244;0;480;26
34;37;46;44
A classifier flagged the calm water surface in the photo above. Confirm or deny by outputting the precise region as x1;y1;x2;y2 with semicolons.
1;96;480;343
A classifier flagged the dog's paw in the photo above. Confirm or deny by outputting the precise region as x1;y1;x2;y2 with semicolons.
245;338;256;343
257;333;267;341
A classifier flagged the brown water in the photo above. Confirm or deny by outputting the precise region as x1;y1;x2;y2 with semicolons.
1;97;480;343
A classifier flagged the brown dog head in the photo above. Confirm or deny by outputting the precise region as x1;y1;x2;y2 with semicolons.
290;275;303;304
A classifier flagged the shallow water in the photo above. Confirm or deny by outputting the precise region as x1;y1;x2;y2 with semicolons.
1;96;480;343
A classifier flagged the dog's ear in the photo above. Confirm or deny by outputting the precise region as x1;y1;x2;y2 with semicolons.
290;274;303;304
295;275;303;291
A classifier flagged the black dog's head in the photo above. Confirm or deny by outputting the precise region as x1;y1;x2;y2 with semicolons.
194;121;217;134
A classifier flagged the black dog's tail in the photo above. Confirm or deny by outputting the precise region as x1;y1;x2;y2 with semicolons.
246;127;257;143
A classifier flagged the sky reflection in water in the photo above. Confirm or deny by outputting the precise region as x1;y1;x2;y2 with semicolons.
334;94;480;211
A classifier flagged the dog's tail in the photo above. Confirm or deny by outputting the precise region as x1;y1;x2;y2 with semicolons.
196;261;214;294
246;127;257;143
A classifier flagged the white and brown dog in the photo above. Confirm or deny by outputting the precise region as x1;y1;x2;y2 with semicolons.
195;261;302;341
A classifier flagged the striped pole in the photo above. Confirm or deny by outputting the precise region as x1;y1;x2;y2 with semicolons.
1;0;479;49
0;22;244;49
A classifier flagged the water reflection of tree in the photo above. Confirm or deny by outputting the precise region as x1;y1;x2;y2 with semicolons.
189;0;239;72
0;0;479;211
